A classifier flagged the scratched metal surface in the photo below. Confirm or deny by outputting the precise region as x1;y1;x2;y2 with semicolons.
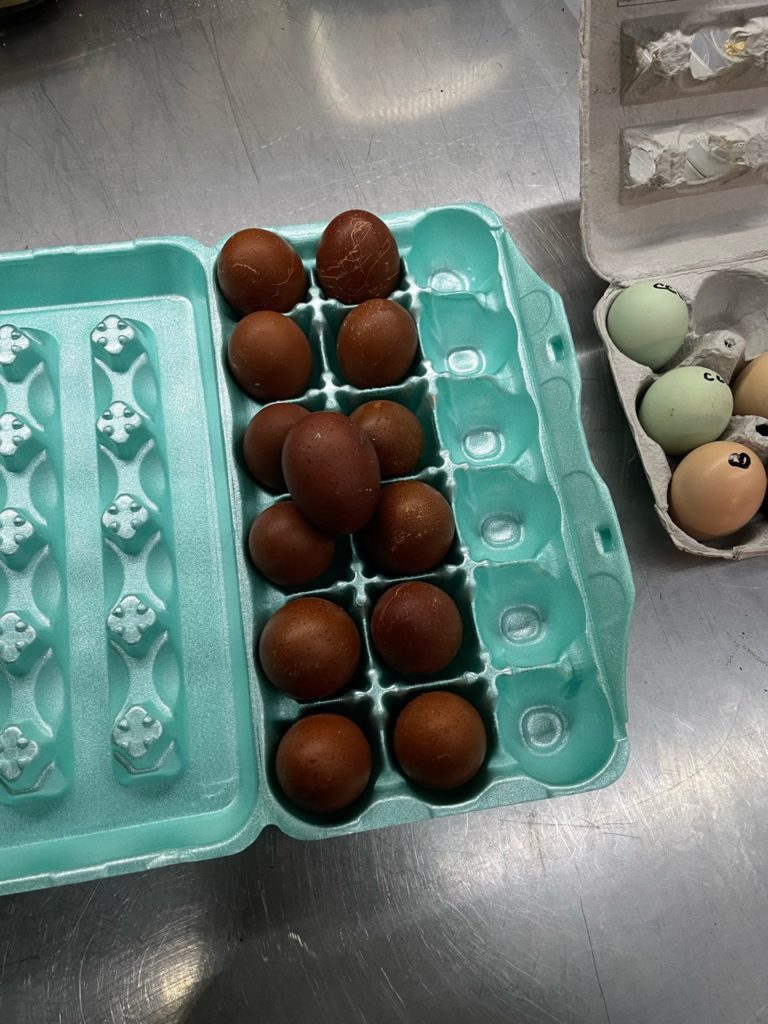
0;2;767;1022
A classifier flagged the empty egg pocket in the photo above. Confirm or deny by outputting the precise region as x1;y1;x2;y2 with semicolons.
692;268;768;344
621;10;768;105
453;466;562;563
435;377;539;467
418;291;522;380
407;207;505;294
473;562;587;671
496;667;617;789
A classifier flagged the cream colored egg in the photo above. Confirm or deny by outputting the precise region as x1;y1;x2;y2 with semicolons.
732;352;768;418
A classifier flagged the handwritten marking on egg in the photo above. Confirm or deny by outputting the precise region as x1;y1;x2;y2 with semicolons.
669;441;766;540
607;280;688;369
639;365;733;455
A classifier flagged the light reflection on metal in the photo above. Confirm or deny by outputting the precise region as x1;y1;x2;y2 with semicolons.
306;10;508;126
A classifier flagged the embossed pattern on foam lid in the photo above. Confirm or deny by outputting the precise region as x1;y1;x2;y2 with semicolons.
0;204;633;894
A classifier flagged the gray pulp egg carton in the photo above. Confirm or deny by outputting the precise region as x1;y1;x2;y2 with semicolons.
581;0;768;557
0;204;632;895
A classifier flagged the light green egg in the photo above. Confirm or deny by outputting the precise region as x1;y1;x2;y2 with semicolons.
607;280;688;369
638;366;733;455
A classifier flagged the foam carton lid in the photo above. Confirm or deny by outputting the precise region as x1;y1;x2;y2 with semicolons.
580;0;768;282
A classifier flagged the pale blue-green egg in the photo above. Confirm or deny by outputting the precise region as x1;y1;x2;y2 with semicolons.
638;366;733;455
607;280;688;369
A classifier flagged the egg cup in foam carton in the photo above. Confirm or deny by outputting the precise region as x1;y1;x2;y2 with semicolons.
580;0;768;558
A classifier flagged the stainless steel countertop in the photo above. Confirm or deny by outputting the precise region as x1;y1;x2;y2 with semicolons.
2;2;767;1022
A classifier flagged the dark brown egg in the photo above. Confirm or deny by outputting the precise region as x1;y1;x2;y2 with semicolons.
243;403;309;491
350;400;424;478
228;311;312;402
259;597;360;700
282;412;381;533
217;228;307;315
393;691;487;791
371;582;462;675
248;502;335;587
276;714;373;814
337;300;418;389
315;210;401;304
358;481;455;575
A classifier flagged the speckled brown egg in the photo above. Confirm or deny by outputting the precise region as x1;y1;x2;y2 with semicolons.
358;481;455;575
336;300;418;389
243;403;310;491
217;228;307;315
350;400;424;478
393;691;487;791
248;502;335;587
315;210;401;304
228;312;312;401
371;582;462;675
276;714;373;814
282;412;381;533
259;597;360;700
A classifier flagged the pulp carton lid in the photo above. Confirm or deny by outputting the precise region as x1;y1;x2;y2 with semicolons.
580;0;768;282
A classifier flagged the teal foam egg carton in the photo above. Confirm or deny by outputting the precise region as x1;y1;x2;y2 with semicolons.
0;204;633;894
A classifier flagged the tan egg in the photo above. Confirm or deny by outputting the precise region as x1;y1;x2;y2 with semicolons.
669;441;766;540
732;352;768;418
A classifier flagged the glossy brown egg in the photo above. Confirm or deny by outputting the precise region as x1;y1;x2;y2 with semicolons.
282;412;381;533
217;228;307;315
393;691;487;791
228;311;312;401
243;403;310;491
371;582;462;675
315;210;401;304
337;300;418;389
276;714;373;814
358;481;455;575
248;502;335;587
350;400;424;478
259;597;360;700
